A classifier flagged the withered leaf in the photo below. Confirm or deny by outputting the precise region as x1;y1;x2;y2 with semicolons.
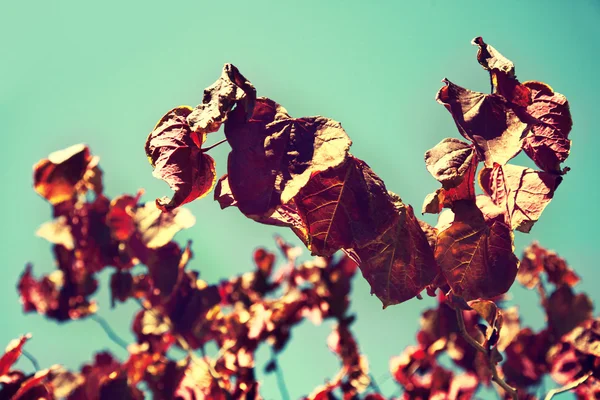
186;63;256;137
35;216;74;250
564;318;600;358
133;202;195;249
214;174;237;209
479;163;562;233
33;144;97;205
0;335;30;376
522;81;572;173
145;106;217;211
293;156;397;256
518;242;579;289
354;200;438;307
424;138;476;187
226;97;351;218
472;37;531;107
436;79;527;167
434;201;518;301
547;286;592;338
496;306;520;352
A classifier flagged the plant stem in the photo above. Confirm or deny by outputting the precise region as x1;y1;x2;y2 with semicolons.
543;371;593;400
202;138;228;152
454;307;518;400
90;314;129;351
269;354;290;400
21;349;40;371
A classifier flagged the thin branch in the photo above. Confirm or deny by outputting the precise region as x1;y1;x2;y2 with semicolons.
202;138;228;152
21;349;40;371
369;373;382;394
454;307;518;400
268;352;290;400
90;314;129;351
543;371;593;400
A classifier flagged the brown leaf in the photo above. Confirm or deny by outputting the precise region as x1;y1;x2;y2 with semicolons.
522;81;572;173
293;156;397;256
225;97;351;218
425;138;476;188
518;242;579;289
35;216;75;250
436;79;527;167
468;300;499;330
471;36;531;107
354;200;438;307
33;144;97;205
145;106;217;211
434;201;518;301
547;286;592;338
564;318;600;358
479;163;562;233
214;174;237;209
497;306;520;352
133;202;195;249
186;63;256;137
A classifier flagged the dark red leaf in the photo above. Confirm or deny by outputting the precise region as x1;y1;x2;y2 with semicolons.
479;163;562;233
522;81;572;173
564;318;600;358
547;286;592;338
225;97;351;218
214;174;237;209
293;156;397;256
0;335;30;377
145;106;217;211
518;242;579;289
436;79;527;167
354;200;438;307
434;201;518;301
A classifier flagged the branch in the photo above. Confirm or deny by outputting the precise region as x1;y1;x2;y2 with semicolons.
543;371;593;400
90;314;129;351
269;351;290;400
202;138;228;152
454;307;518;400
21;349;40;372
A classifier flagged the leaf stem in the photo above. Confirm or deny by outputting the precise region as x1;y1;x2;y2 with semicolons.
90;314;129;351
202;138;228;152
543;371;593;400
21;349;40;372
269;350;290;400
454;307;518;400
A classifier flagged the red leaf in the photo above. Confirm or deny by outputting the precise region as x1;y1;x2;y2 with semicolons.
518;242;579;289
354;201;438;307
434;201;518;301
293;156;397;256
214;174;237;209
225;97;352;218
564;318;600;358
0;335;30;376
547;286;592;338
33;144;98;205
145;106;217;211
436;79;527;167
479;163;562;233
522;81;572;173
425;138;477;188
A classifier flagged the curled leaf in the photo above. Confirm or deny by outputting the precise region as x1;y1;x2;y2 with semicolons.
33;144;98;205
226;97;351;218
145;106;217;211
522;81;572;173
479;163;562;233
425;138;475;187
436;79;527;167
186;63;256;137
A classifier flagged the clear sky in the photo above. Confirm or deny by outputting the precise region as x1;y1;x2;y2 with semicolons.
2;1;599;398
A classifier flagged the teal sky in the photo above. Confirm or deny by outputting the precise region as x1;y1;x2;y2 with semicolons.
2;1;599;398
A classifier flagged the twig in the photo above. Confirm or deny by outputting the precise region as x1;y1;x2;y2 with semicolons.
202;138;228;152
454;307;518;400
90;314;129;351
369;373;382;394
543;371;593;400
269;350;290;400
21;349;40;371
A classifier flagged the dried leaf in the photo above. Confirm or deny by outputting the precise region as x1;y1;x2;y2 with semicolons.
133;202;195;249
0;335;30;376
186;63;256;137
564;318;600;358
35;216;74;250
425;138;476;187
33;144;96;205
434;201;518;301
293;156;397;256
518;242;579;289
547;286;592;338
145;106;217;211
354;201;438;307
214;174;237;209
436;79;527;167
479;163;562;233
522;81;572;173
226;97;351;218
